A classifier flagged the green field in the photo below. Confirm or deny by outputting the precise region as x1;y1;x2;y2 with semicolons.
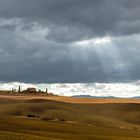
0;97;140;140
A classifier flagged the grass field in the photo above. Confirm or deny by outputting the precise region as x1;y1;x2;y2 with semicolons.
0;95;140;140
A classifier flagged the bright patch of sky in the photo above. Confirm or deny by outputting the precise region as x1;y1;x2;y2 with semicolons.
0;82;140;98
74;37;111;46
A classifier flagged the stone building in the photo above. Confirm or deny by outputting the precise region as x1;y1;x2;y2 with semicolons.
26;88;36;93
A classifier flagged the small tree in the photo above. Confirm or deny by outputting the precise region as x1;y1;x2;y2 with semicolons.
18;85;21;93
46;88;48;93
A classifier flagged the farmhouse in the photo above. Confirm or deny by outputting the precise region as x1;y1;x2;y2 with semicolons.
26;88;36;93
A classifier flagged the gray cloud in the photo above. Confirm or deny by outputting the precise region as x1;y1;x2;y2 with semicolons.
0;0;140;83
1;0;140;38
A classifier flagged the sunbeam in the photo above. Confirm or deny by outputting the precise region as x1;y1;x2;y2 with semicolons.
74;37;131;82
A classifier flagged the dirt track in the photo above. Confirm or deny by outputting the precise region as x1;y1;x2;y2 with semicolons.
0;95;140;104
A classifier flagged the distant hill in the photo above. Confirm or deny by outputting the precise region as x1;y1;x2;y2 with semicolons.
133;96;140;98
72;95;140;99
72;95;116;98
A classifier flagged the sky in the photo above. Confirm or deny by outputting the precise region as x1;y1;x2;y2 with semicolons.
0;0;140;97
0;82;140;98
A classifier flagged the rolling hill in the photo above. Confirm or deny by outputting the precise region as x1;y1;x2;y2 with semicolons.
0;95;140;140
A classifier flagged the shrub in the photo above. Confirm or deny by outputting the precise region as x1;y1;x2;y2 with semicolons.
27;114;36;118
61;119;65;122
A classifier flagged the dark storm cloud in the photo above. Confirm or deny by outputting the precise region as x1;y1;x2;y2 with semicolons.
0;0;140;83
1;0;140;39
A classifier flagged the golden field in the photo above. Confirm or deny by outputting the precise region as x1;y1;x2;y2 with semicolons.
0;94;140;140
